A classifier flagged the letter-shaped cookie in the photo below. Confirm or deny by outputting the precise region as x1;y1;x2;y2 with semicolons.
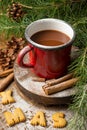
52;112;67;128
4;108;26;126
0;90;15;104
30;111;46;127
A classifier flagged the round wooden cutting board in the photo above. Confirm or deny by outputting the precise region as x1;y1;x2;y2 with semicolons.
14;58;76;106
14;46;79;105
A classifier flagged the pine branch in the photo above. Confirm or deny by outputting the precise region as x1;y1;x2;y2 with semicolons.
68;46;87;130
0;13;32;37
68;85;87;130
18;1;63;9
73;17;87;27
0;0;86;38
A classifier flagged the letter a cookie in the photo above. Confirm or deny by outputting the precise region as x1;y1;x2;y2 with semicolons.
30;111;47;127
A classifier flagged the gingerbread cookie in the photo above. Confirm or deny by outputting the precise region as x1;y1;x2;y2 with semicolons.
4;108;26;126
30;111;47;127
0;90;15;105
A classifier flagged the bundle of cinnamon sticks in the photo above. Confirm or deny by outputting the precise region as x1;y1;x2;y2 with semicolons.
42;73;79;95
0;68;13;78
0;68;14;91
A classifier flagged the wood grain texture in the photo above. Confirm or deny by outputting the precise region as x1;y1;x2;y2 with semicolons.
14;59;75;106
14;46;79;105
0;82;73;130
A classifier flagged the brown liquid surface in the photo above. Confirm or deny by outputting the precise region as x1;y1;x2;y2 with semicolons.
31;30;70;46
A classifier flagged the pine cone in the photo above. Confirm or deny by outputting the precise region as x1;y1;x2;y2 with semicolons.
7;2;24;21
0;37;26;71
0;49;9;71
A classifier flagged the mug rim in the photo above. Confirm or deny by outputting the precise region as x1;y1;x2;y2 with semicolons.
25;18;75;50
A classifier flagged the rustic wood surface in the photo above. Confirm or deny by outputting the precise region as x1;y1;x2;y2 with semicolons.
0;81;73;130
0;46;79;130
14;60;75;105
13;47;79;106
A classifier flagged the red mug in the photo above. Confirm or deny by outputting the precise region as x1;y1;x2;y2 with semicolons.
17;18;75;79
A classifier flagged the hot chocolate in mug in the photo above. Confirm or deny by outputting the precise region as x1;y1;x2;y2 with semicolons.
17;18;75;79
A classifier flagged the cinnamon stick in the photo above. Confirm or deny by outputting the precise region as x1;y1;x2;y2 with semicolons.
32;77;46;82
0;73;14;92
0;68;13;78
46;73;73;86
43;77;79;95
